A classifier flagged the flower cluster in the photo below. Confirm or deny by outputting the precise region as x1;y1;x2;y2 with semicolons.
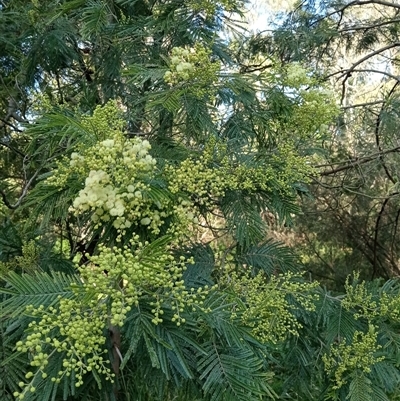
228;272;319;344
14;299;111;400
71;135;159;232
14;236;214;399
80;100;125;135
270;143;315;191
291;88;339;138
164;44;220;98
284;62;312;89
276;62;339;143
340;272;400;323
341;272;379;320
379;292;400;321
50;132;168;234
167;137;310;209
167;157;227;206
323;325;384;389
81;236;211;327
0;240;40;275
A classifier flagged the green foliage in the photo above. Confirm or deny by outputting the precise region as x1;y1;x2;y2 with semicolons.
227;271;319;343
238;239;298;276
323;324;384;390
3;0;400;400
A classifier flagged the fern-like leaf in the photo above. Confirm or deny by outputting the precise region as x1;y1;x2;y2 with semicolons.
198;343;274;401
221;190;266;248
238;239;298;275
0;271;81;317
347;372;373;401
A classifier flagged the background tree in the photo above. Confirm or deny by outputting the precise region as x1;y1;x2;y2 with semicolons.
245;0;400;287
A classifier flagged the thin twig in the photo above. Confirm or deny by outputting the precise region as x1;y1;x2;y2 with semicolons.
0;170;40;209
315;146;400;175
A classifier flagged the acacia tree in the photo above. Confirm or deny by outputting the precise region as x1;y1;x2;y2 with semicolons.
2;1;400;401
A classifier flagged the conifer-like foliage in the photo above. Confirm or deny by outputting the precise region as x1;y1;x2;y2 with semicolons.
2;0;400;400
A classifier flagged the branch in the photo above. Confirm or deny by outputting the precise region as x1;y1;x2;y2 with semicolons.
0;170;40;209
324;196;392;278
339;42;400;102
314;0;400;25
350;68;400;82
369;195;400;278
0;118;24;132
372;196;391;278
316;146;400;176
109;325;121;400
239;61;272;73
338;18;400;33
0;98;28;130
341;100;386;109
9;111;28;124
339;43;400;80
348;0;400;10
374;81;399;184
390;208;400;261
0;140;26;157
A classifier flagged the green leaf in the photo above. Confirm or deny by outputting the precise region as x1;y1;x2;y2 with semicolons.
0;271;81;317
238;239;298;275
347;372;372;401
221;190;266;248
182;243;215;287
198;343;275;401
143;332;160;369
